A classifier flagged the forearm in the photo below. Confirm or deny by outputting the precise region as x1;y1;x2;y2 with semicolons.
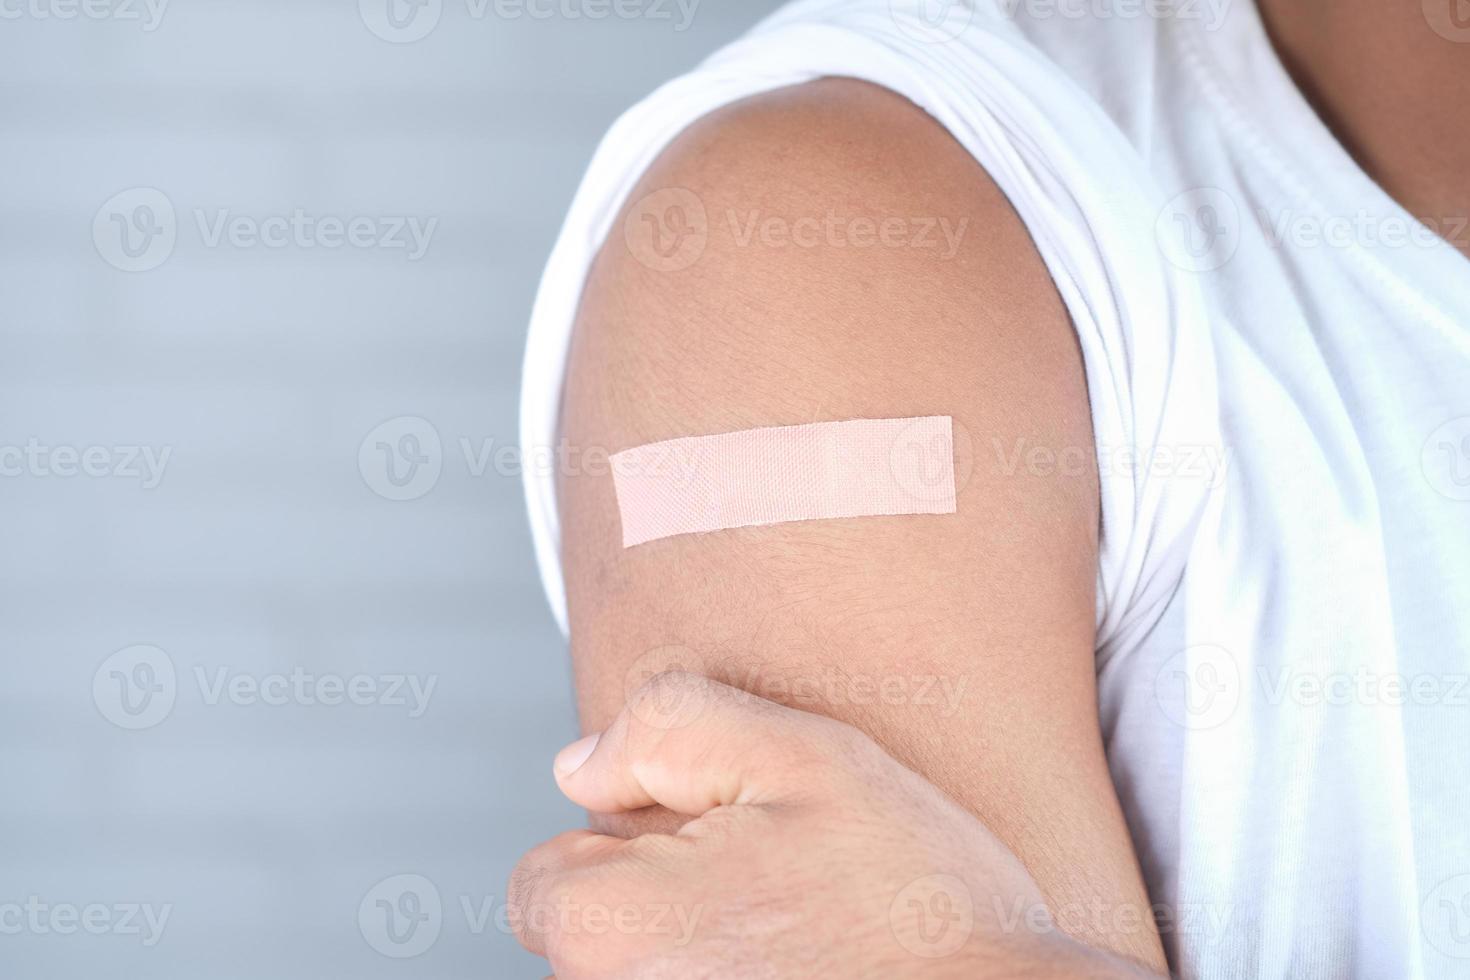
961;933;1166;980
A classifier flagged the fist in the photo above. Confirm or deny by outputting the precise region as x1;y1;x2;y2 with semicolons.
508;672;1152;979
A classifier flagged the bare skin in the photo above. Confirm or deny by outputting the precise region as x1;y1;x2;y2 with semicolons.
1258;0;1470;255
511;673;1160;978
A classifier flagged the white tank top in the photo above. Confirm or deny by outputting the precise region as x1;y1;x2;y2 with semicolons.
519;2;1470;976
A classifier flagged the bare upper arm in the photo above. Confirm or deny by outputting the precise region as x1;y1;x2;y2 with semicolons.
554;77;1163;969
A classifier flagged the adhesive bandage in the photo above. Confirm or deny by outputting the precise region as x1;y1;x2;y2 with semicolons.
610;416;957;548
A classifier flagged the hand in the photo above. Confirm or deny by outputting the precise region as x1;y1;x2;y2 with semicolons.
509;672;1158;979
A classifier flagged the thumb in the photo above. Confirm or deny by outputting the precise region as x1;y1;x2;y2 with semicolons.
553;671;854;816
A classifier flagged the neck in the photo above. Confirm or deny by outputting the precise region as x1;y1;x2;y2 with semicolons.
1256;0;1470;246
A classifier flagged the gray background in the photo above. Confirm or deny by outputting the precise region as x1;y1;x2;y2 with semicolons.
0;1;781;976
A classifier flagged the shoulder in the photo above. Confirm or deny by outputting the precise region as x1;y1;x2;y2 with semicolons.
568;76;1091;459
558;76;1102;646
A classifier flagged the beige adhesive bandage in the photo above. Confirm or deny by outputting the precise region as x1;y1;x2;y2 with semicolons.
610;416;957;548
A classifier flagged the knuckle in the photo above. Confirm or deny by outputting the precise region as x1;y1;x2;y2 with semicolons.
533;866;636;965
685;802;777;839
545;865;595;912
506;831;597;950
506;862;554;943
801;715;884;785
639;667;698;693
520;873;584;955
618;829;691;869
631;669;709;712
626;668;727;733
810;709;875;752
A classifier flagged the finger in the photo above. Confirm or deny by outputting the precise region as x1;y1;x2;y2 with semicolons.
506;829;622;958
590;805;691;840
553;670;864;816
